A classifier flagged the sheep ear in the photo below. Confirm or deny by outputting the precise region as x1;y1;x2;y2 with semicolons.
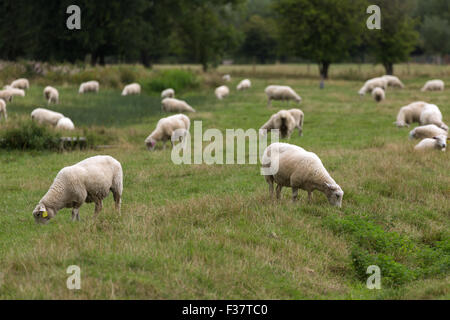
432;136;438;140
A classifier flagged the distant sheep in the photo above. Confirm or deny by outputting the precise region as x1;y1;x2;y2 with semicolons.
56;117;75;130
409;124;448;140
122;83;141;96
222;74;231;82
421;79;444;92
44;86;59;104
372;87;385;102
419;103;448;130
32;155;123;224
382;75;404;88
414;135;447;152
261;143;344;207
10;78;29;90
260;109;304;138
145;114;190;151
0;90;13;103
395;101;427;127
161;88;175;99
0;99;6;121
79;80;99;94
237;79;251;91
31;108;64;126
215;85;230;100
162;98;196;113
265;85;302;107
358;77;388;96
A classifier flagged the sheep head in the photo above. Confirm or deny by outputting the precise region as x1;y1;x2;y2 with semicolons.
324;183;344;208
32;203;55;224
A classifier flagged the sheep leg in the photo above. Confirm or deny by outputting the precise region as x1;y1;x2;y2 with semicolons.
268;181;274;198
72;207;80;221
94;200;103;216
276;184;282;199
113;191;121;213
308;191;313;202
292;188;299;202
267;98;272;108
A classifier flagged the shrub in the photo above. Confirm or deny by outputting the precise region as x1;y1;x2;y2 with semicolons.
0;121;61;151
141;69;199;95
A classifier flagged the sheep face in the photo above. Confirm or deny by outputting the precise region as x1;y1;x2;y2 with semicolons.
145;138;156;151
433;135;447;151
32;204;55;224
325;183;344;208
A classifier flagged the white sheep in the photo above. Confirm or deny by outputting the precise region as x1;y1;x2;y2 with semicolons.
0;89;13;102
215;85;230;100
261;143;344;207
32;155;123;224
162;98;196;113
145;114;190;151
409;124;448;140
237;79;251;91
44;86;59;104
56;117;75;130
0;99;7;121
414;135;447;152
122;83;141;96
260;109;304;138
419;103;448;130
394;101;427;127
10;78;29;90
31;108;64;126
358;77;388;96
288;108;305;136
161;88;175;99
265;85;301;107
382;75;404;88
372;87;385;102
223;74;231;82
421;79;444;92
79;80;99;94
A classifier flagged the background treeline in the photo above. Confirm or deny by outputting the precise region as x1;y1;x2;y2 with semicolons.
0;0;448;77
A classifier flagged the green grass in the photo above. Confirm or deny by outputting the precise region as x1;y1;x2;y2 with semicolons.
0;66;449;299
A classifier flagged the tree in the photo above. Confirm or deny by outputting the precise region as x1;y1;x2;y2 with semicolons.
240;15;277;64
273;0;367;79
366;0;419;75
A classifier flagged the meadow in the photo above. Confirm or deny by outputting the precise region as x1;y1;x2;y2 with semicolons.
0;64;449;299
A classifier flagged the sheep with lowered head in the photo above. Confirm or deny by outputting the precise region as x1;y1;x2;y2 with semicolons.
79;80;99;94
394;101;427;127
419;103;448;130
0;99;7;121
265;85;302;107
162;98;196;113
11;78;29;90
287;108;305;136
145;114;190;151
358;77;388;96
0;90;13;102
32;155;123;224
382;75;404;88
261;143;344;207
372;87;385;102
409;124;448;140
31;108;64;126
161;88;175;99
237;79;251;91
414;135;447;152
44;86;59;104
122;83;141;96
260;109;304;138
222;74;231;82
56;117;75;130
215;85;230;100
421;79;444;92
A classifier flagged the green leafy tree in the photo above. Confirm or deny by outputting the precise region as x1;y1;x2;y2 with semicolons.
240;15;277;63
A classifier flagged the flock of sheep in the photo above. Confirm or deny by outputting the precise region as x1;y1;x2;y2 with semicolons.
0;71;447;223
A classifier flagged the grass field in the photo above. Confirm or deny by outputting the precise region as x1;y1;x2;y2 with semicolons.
0;65;449;299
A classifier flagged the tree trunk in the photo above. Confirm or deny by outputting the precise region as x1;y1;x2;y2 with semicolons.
383;62;393;75
99;53;105;66
90;52;98;66
141;51;152;68
319;61;330;79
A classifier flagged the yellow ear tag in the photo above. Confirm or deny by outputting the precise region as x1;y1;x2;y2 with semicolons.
42;211;48;218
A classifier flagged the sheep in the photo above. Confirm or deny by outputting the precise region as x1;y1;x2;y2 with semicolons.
10;78;29;90
215;85;230;100
44;86;59;104
419;103;448;130
162;98;196;113
409;124;448;140
0;90;13;103
0;99;6;121
382;75;405;88
260;110;296;139
265;85;302;107
3;86;25;97
161;88;175;99
394;101;427;127
261;143;344;207
421;79;444;92
32;155;123;224
223;74;231;82
414;135;447;152
358;77;388;96
372;87;385;102
79;80;99;94
287;108;305;136
56;117;75;130
237;79;251;91
122;83;141;96
31;108;64;126
145;114;190;151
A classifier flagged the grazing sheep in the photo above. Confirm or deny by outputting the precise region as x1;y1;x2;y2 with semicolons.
32;155;123;224
261;143;344;207
395;101;427;127
223;74;231;82
122;83;141;96
79;80;99;94
31;108;64;126
162;98;196;113
3;86;25;97
358;77;388;96
0;90;13;103
237;79;251;91
10;78;29;90
56;117;75;130
260;110;296;139
265;85;301;107
382;75;405;88
44;86;59;104
419;103;448;130
215;85;230;100
421;79;444;92
161;88;175;99
409;124;448;140
287;108;305;136
0;99;6;121
145;114;190;151
414;135;447;152
372;87;385;102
